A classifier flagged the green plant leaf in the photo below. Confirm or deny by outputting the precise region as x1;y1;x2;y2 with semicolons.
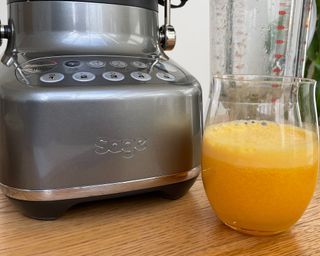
307;35;319;61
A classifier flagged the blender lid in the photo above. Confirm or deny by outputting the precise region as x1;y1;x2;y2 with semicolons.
7;0;158;11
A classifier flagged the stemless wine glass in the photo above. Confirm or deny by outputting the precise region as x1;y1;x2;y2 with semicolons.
202;75;319;236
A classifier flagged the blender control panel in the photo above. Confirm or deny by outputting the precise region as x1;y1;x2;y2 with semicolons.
16;56;190;86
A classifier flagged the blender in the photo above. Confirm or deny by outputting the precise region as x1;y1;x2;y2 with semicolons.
0;0;202;219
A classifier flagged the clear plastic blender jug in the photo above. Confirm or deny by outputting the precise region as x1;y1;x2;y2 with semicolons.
210;0;315;77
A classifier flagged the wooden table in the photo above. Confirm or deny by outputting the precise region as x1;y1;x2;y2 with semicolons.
0;177;320;256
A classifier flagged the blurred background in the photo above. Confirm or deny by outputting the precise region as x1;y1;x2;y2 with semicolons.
305;0;320;113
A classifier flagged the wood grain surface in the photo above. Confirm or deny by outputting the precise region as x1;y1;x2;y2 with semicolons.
0;177;320;256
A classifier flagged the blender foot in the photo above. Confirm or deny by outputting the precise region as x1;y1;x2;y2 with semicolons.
8;198;73;220
159;177;197;200
6;175;199;219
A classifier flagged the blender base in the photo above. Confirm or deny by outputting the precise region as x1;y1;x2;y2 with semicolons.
6;177;198;220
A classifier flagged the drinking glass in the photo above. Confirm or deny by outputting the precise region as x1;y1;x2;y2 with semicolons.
202;75;319;235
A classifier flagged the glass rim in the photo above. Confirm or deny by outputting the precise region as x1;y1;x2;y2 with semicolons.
213;74;317;85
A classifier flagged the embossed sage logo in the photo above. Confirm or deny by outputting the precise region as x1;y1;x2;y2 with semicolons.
94;138;148;159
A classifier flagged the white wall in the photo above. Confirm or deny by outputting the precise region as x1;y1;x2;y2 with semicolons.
0;3;7;54
159;1;210;108
0;1;210;108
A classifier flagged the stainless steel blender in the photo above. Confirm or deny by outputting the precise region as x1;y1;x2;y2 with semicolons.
0;0;202;219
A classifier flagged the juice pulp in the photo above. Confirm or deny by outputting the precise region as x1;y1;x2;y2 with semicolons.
202;121;318;235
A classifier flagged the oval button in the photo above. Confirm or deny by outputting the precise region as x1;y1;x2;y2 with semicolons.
130;72;152;82
110;60;128;69
64;60;81;68
88;60;106;68
103;71;125;82
156;72;176;82
40;73;65;83
72;72;96;82
132;61;147;69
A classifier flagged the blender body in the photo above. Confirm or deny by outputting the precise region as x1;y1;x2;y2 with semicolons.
0;0;202;219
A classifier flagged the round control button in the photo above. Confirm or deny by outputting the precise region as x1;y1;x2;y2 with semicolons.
103;71;125;82
156;72;176;82
130;72;152;82
72;72;96;82
64;60;81;68
110;60;128;68
88;60;106;68
40;73;64;83
132;61;147;69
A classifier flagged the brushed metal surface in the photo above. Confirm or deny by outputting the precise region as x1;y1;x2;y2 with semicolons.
0;62;202;191
0;167;200;201
0;1;202;201
5;1;160;60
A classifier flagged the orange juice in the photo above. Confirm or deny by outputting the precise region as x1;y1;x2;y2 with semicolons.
202;121;318;235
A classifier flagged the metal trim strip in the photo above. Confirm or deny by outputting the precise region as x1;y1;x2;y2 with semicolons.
0;167;200;201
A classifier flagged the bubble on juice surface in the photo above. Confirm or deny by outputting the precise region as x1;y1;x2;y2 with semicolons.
231;120;272;128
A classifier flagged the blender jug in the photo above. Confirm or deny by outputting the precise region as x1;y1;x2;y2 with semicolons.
210;0;315;77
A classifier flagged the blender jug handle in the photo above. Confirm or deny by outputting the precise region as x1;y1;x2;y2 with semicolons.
159;0;176;51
